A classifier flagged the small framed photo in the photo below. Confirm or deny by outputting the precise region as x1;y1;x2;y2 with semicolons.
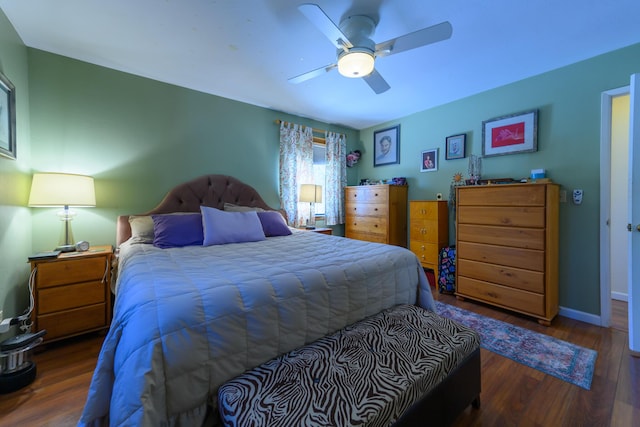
482;109;538;157
373;125;400;167
445;134;466;160
420;148;438;172
0;70;16;160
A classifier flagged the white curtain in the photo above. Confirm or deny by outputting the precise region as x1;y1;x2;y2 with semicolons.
324;131;347;225
279;122;314;227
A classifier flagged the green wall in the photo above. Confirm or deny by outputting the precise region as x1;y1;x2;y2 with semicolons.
0;11;32;322
356;42;640;316
27;50;358;251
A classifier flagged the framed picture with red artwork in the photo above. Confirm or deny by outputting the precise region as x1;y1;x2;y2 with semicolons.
482;110;537;157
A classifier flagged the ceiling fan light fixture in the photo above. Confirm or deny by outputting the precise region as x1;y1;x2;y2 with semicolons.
337;50;374;78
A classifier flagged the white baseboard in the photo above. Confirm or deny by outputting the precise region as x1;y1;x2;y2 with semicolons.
611;292;629;302
558;306;602;326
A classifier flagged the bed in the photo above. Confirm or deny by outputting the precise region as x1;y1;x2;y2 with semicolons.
79;174;479;426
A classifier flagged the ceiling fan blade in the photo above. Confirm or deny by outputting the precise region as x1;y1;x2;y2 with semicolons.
363;69;390;94
298;3;353;50
289;63;338;84
375;21;452;58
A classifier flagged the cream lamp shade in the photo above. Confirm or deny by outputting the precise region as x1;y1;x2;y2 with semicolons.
28;173;96;207
28;172;96;251
299;184;322;203
299;184;322;229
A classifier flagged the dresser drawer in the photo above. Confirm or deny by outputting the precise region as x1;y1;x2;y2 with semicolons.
36;257;107;288
458;241;544;272
38;280;106;314
409;202;440;219
409;241;439;269
458;259;544;293
345;202;387;218
409;220;441;242
458;206;545;228
345;230;387;244
457;185;546;206
346;186;389;204
345;216;388;235
457;224;544;250
38;304;107;341
457;277;545;316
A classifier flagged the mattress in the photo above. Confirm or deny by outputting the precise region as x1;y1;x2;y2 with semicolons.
79;230;434;426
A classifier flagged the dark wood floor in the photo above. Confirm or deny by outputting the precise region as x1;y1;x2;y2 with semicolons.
0;295;637;427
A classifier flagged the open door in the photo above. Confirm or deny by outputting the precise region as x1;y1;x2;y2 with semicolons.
630;73;639;355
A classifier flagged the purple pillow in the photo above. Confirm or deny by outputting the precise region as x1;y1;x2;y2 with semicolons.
200;206;266;246
257;211;292;237
152;213;204;249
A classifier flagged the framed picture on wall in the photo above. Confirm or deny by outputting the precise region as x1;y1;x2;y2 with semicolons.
373;125;400;166
482;109;538;157
420;148;438;172
445;134;466;160
0;70;16;160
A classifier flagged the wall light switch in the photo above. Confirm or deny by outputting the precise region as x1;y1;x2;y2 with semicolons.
560;190;567;203
572;189;583;205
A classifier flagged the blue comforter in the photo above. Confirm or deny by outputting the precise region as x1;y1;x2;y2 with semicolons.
79;230;434;426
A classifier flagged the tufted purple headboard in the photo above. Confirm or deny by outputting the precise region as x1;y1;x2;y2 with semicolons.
116;174;285;247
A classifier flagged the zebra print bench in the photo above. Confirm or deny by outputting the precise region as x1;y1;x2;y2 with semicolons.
218;304;481;426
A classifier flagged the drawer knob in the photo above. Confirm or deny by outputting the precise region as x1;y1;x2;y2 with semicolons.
421;245;425;250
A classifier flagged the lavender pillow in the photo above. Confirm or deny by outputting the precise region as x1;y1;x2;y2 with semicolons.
257;211;291;237
201;206;266;246
152;213;204;249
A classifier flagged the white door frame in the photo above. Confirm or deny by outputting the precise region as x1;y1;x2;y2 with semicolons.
600;86;629;327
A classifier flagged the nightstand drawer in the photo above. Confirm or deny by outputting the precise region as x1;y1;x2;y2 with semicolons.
36;257;107;288
38;304;107;341
38;280;106;314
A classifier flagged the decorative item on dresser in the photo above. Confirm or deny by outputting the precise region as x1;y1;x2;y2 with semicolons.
409;200;449;272
29;246;113;343
455;183;559;325
345;184;408;246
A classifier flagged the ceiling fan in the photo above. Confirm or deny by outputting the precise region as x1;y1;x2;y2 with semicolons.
289;3;453;94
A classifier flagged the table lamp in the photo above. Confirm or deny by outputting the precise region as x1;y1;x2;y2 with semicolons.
28;172;96;252
299;184;322;229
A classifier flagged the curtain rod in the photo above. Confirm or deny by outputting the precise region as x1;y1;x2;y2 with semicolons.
274;119;326;135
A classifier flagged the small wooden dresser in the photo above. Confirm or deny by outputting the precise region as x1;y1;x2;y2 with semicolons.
345;184;408;246
29;246;113;342
455;183;559;325
409;200;449;271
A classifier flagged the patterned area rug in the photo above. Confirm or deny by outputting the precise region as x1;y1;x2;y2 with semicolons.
435;301;597;390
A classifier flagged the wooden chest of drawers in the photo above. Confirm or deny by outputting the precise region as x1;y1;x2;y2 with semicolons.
30;246;113;342
455;184;559;325
409;200;449;271
345;184;408;246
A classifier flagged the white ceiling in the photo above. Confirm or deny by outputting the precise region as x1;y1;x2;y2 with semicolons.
1;0;639;130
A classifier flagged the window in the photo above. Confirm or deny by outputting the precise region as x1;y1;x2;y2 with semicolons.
312;144;326;216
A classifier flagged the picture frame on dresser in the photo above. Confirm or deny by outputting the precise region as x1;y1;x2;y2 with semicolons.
0;70;16;160
445;134;466;160
482;109;538;157
373;125;400;167
420;148;438;172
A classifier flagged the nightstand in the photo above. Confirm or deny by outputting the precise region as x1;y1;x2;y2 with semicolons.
299;227;332;235
29;245;113;343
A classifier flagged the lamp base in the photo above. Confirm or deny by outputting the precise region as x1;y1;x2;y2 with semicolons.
54;245;76;253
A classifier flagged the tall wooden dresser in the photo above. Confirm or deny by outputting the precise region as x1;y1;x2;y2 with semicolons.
345;184;408;246
455;183;559;325
409;200;449;271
